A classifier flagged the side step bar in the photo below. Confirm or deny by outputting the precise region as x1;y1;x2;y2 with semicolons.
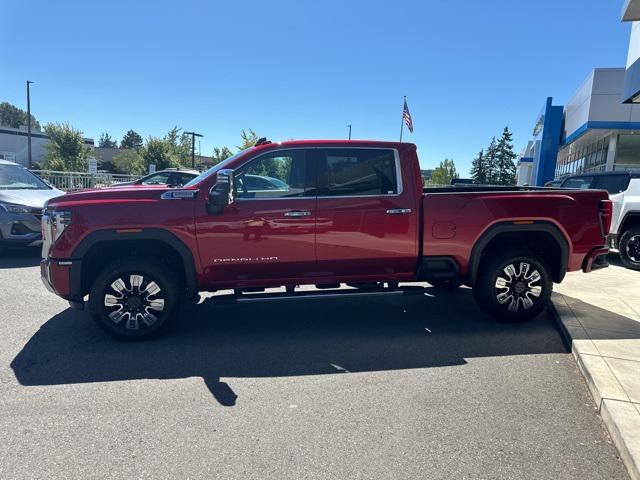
212;286;427;304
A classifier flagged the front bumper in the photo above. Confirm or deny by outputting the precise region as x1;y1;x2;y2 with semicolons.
41;258;83;308
582;246;610;273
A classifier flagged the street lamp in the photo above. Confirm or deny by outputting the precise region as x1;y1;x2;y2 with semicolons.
26;81;34;168
347;124;352;140
184;131;203;168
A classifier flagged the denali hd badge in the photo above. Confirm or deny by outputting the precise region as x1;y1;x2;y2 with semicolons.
212;256;278;263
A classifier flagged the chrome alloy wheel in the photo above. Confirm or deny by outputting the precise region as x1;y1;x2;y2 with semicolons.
494;262;542;312
626;235;640;263
104;275;165;330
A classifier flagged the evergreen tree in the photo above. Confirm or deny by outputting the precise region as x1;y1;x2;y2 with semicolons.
495;126;517;185
120;129;144;150
470;149;487;184
484;137;499;185
98;132;118;148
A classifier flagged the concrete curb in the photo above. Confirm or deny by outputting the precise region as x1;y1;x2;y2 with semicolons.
550;295;640;480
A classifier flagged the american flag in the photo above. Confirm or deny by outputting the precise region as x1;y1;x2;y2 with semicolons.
403;98;414;133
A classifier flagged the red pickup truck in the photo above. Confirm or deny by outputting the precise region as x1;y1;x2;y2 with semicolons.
41;140;613;339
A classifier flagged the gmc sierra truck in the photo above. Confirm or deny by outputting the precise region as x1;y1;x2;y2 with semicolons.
40;140;613;340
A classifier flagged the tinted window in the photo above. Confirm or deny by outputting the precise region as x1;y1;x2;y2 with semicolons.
561;176;594;190
594;175;629;194
235;149;311;199
142;172;171;185
317;148;398;196
172;172;197;186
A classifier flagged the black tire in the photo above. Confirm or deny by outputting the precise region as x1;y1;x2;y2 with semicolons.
618;226;640;271
428;278;464;289
88;258;183;340
473;249;552;323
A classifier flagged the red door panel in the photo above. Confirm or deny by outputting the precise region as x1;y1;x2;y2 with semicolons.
315;147;419;278
196;198;316;286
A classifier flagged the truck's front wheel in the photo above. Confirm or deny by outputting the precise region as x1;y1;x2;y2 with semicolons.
88;258;182;340
473;250;552;323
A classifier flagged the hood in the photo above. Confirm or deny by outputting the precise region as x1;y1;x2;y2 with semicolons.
46;185;193;209
0;188;65;209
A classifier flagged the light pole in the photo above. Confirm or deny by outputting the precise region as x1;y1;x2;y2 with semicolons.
347;124;352;140
26;81;34;168
184;131;203;168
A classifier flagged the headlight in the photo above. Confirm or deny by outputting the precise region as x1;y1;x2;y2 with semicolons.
0;202;32;214
43;209;72;243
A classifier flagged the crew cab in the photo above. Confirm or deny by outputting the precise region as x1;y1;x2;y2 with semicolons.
40;140;613;340
558;171;640;270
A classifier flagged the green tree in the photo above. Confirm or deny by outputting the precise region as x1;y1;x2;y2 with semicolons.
112;150;146;175
120;129;144;150
164;127;192;167
43;123;92;171
470;149;488;184
431;158;459;185
495;126;517;185
211;146;233;165
236;129;259;150
484;137;499;185
98;132;118;148
0;102;40;129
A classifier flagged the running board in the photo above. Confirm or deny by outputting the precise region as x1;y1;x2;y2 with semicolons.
212;286;427;304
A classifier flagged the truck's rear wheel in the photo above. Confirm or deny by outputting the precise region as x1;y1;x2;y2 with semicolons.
88;258;182;340
473;250;552;323
619;226;640;271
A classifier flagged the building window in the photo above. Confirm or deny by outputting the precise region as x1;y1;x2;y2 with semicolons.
615;134;640;170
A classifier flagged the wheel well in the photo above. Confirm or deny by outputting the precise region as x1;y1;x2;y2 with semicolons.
472;229;566;284
80;240;187;296
620;213;640;235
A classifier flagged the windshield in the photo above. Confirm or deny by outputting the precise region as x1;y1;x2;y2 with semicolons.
184;148;253;187
0;164;50;190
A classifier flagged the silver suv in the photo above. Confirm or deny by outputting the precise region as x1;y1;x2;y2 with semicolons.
0;160;64;253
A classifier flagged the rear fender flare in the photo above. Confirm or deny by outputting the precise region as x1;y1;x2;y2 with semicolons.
468;221;569;285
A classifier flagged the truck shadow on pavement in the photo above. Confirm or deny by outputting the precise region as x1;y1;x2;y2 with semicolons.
11;288;568;406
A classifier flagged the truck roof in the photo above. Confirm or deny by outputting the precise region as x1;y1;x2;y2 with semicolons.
252;139;414;150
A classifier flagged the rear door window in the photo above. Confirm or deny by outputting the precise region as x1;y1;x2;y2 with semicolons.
593;175;629;194
316;148;399;196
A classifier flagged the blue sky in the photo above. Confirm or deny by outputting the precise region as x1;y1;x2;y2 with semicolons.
1;0;631;175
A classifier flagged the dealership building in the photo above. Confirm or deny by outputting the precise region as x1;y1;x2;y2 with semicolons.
0;125;94;168
517;1;640;185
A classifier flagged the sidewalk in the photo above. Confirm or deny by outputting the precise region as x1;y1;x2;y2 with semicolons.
552;255;640;480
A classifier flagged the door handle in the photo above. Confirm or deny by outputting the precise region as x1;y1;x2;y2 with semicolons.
386;208;412;215
284;210;312;217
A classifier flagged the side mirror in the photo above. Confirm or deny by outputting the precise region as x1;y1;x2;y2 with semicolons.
207;169;235;214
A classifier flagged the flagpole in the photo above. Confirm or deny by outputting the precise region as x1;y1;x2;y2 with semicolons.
399;95;406;142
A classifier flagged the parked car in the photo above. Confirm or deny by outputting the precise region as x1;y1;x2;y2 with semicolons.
41;140;612;340
115;169;199;188
0;160;64;253
558;171;640;270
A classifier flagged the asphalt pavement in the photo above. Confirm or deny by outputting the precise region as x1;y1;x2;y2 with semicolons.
0;248;630;479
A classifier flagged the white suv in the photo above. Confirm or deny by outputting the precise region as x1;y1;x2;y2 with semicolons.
559;172;640;270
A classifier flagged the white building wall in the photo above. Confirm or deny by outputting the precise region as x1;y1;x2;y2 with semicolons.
564;68;640;139
627;21;640;68
564;71;594;139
